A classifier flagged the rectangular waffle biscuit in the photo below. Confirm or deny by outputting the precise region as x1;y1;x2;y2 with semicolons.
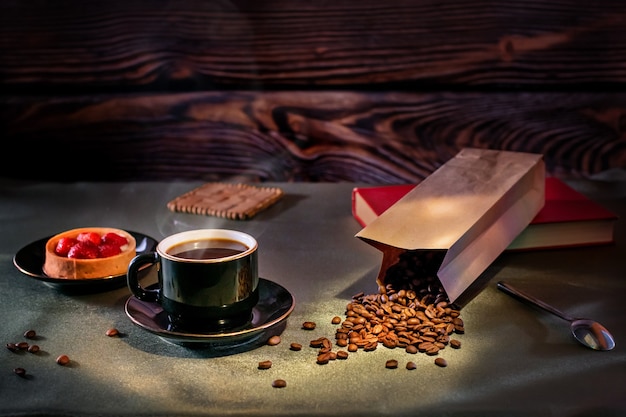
167;182;284;220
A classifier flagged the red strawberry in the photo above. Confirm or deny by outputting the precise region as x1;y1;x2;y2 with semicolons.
101;232;128;247
55;237;78;256
67;241;99;259
76;232;102;246
98;243;122;258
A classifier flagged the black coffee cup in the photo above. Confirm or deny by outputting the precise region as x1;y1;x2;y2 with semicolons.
127;229;259;333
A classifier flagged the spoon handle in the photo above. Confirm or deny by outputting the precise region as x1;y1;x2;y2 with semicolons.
497;281;573;322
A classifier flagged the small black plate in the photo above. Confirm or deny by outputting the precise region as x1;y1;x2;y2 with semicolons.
13;231;158;290
125;278;295;347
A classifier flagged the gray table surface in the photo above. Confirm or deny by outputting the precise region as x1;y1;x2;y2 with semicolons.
1;178;625;417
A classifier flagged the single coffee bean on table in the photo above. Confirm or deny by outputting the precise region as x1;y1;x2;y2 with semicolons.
434;357;448;367
385;359;399;369
289;342;302;351
56;354;70;366
258;360;272;370
272;379;287;388
267;335;281;346
302;321;316;330
317;352;332;365
23;330;36;339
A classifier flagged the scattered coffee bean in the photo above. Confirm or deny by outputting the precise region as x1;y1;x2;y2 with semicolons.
316;352;332;365
23;330;36;339
336;350;349;360
331;316;342;324
106;328;119;337
56;354;70;366
6;343;18;352
14;367;26;377
267;335;281;346
17;342;29;350
434;358;448;367
450;339;462;349
272;379;287;388
258;360;272;370
27;344;40;354
385;359;399;369
406;361;417;370
289;342;302;351
302;321;316;330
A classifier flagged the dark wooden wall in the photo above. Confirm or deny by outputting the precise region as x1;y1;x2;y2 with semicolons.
1;1;625;183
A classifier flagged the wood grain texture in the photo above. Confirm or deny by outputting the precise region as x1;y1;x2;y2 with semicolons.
2;91;624;183
1;1;626;90
1;1;626;182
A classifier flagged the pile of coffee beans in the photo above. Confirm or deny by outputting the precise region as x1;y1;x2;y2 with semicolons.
261;250;466;388
334;250;463;358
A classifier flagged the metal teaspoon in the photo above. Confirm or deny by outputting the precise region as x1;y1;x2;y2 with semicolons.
497;281;616;351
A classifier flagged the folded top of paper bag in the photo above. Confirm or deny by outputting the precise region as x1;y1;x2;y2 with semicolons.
356;148;545;304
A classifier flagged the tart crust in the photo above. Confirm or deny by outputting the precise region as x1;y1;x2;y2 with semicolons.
43;227;137;279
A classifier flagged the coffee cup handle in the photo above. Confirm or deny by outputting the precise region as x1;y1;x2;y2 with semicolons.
127;252;160;302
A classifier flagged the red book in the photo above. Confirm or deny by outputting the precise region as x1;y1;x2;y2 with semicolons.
352;178;618;250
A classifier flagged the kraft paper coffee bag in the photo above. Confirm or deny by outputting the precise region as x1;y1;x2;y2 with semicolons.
356;148;545;304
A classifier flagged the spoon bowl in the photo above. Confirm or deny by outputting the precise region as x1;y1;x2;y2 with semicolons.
571;318;615;351
497;281;616;351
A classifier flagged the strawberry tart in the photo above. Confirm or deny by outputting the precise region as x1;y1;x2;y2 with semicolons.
43;227;136;279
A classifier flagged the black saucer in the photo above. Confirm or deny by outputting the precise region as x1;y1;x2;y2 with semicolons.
13;231;158;291
124;278;295;347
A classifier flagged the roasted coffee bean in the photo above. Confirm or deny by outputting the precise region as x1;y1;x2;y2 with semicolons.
405;345;418;354
56;354;70;366
316;352;332;365
106;328;119;337
434;357;448;367
406;361;417;370
267;335;281;346
27;344;40;354
450;339;462;349
302;321;316;330
336;350;349;360
321;338;332;350
272;379;287;388
14;367;26;377
23;330;36;339
17;342;29;350
6;343;18;352
289;342;302;351
309;337;327;348
385;359;399;369
258;360;272;369
331;316;342;324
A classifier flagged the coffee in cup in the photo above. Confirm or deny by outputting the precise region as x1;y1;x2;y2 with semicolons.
127;229;259;332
